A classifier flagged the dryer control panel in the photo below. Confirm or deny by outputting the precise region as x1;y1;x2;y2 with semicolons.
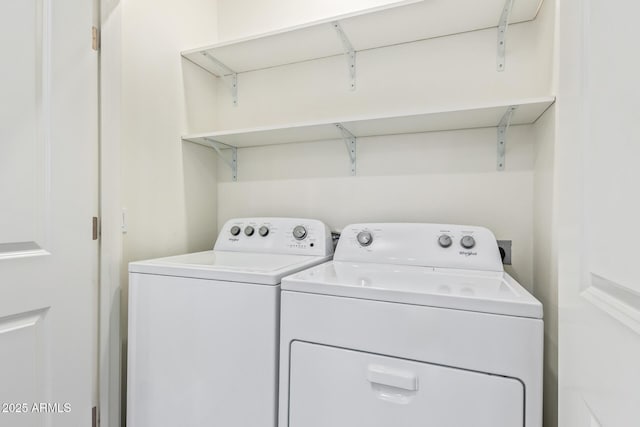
215;217;334;257
335;223;503;272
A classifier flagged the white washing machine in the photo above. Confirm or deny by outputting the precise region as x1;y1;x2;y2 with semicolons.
278;223;543;427
127;217;333;427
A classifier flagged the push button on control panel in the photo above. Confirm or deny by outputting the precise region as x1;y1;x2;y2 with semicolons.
460;235;476;249
230;226;241;236
244;226;255;236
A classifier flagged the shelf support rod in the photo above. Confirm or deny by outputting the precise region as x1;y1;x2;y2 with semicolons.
205;138;238;181
497;0;515;71
335;123;357;176
497;105;517;171
201;51;238;106
331;21;356;91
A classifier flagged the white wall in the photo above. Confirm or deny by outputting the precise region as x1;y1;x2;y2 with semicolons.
213;0;555;292
121;0;219;266
532;105;558;427
217;0;407;41
120;0;219;278
218;126;536;288
119;0;220;423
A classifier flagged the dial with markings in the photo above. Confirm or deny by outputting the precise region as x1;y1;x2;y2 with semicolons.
460;235;476;249
292;225;307;240
356;231;373;247
438;235;452;248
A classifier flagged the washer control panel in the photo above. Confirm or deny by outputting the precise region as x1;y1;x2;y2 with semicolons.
335;223;503;272
215;217;334;256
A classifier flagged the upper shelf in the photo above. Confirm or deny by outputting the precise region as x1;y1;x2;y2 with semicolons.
182;0;543;76
183;97;555;149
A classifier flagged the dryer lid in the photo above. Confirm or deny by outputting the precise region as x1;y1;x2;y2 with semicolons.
281;261;543;318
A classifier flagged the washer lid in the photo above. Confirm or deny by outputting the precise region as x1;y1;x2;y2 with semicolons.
281;261;543;318
129;250;332;285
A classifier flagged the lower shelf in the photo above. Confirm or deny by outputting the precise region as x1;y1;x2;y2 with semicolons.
182;96;555;180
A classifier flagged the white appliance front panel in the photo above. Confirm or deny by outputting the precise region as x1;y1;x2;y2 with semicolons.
282;261;542;318
129;250;332;285
127;273;279;427
278;291;543;427
288;342;523;427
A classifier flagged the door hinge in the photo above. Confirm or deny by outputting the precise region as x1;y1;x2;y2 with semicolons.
92;406;98;427
92;217;100;241
92;26;100;51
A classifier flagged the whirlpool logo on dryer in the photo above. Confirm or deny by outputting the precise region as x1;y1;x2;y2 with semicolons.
459;250;478;257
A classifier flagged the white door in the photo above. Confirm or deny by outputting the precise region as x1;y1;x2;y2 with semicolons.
0;0;98;425
557;0;640;426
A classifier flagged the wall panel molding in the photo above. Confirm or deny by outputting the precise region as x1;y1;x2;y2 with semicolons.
0;0;52;260
581;273;640;335
0;307;50;416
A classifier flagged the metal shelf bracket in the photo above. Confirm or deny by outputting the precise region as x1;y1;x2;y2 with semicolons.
201;51;238;106
205;138;238;181
335;123;357;176
497;105;517;171
497;0;515;71
332;21;356;91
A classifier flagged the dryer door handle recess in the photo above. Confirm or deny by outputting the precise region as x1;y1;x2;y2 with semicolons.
366;365;418;391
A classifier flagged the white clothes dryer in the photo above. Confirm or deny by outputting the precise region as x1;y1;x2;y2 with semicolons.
278;223;543;427
127;217;333;427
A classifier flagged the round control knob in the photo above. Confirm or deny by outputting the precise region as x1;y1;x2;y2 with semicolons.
258;226;269;237
460;235;476;249
356;231;373;247
244;226;255;236
438;234;452;248
230;226;241;236
292;225;307;240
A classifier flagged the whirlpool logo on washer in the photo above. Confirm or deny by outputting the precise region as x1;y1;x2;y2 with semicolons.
459;250;478;257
